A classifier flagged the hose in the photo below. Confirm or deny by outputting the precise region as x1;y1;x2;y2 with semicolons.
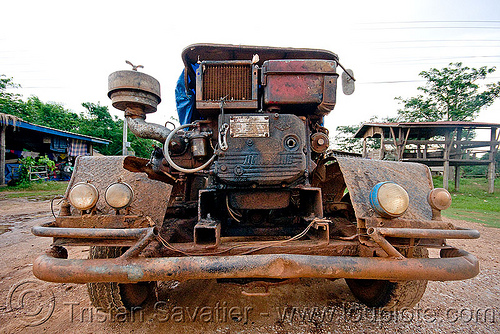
162;123;216;173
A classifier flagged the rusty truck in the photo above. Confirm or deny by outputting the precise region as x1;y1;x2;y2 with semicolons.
32;44;479;311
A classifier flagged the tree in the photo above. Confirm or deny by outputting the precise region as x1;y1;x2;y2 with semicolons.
0;75;154;158
25;96;80;131
79;102;155;157
333;63;500;153
0;75;26;116
334;116;396;154
396;63;500;122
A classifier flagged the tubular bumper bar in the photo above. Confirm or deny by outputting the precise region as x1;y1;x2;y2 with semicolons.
33;248;479;284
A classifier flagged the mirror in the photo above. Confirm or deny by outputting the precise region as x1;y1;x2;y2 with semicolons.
341;69;355;95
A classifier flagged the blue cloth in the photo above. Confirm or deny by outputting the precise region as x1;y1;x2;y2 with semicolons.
175;63;201;125
50;136;68;152
5;163;20;183
175;70;196;125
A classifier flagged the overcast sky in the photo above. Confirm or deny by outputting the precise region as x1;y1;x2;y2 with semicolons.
2;0;500;140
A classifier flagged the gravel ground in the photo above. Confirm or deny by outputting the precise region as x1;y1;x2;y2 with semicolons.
0;198;498;333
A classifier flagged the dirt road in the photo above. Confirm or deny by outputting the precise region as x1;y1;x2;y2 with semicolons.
0;198;499;333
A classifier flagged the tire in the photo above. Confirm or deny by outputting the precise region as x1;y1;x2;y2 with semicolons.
86;246;154;312
345;247;429;310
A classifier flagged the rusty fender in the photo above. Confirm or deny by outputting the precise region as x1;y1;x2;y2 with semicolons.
33;248;479;284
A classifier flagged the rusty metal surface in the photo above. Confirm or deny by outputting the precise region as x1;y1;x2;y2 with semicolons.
66;156;171;226
54;215;150;229
122;156;176;184
215;113;306;186
159;239;358;257
262;60;338;113
108;70;161;113
228;191;290;210
182;44;338;74
335;157;434;220
121;227;158;259
32;223;152;239
199;62;255;100
196;61;258;111
372;227;480;239
33;248;479;283
126;116;171;143
363;217;456;229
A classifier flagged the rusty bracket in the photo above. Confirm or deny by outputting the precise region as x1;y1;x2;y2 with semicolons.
120;227;158;259
308;218;330;243
32;222;153;240
367;228;404;259
32;222;158;258
366;226;480;259
373;227;480;240
194;218;221;247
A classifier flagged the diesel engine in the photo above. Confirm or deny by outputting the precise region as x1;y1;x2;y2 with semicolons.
32;44;479;313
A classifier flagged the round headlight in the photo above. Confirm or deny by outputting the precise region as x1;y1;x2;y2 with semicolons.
68;182;99;211
428;188;452;211
105;182;134;210
369;181;409;218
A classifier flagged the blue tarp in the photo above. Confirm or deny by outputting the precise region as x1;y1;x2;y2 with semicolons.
5;163;20;183
175;70;195;125
175;65;200;125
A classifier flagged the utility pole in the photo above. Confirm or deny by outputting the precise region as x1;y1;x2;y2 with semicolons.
122;117;128;156
0;125;6;185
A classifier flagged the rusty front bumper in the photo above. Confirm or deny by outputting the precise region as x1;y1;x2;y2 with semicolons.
32;246;479;284
32;220;480;284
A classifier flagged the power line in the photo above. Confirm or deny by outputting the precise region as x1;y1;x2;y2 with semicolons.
363;39;500;44
359;21;500;24
359;76;500;85
358;80;425;85
359;26;500;30
373;45;500;50
371;55;500;64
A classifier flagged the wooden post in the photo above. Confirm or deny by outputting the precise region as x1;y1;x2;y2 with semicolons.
443;130;451;191
379;131;385;160
455;128;462;191
443;163;450;190
362;137;367;158
0;125;5;185
488;127;497;194
389;127;400;161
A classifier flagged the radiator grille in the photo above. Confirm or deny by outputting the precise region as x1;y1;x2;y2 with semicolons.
202;64;252;101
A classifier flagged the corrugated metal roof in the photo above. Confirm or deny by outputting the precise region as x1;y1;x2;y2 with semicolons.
354;121;500;139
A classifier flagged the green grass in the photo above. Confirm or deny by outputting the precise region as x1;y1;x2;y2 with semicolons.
0;181;68;200
1;177;499;228
432;176;500;228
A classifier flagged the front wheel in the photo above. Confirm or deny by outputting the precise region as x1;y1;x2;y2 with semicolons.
345;247;429;310
86;246;155;312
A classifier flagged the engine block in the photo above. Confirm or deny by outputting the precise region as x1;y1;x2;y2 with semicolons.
214;113;307;186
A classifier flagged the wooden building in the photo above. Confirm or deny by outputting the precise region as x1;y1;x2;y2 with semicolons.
1;113;110;185
354;121;499;193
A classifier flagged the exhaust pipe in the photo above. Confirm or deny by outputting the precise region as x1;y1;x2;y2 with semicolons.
126;114;170;143
108;69;171;143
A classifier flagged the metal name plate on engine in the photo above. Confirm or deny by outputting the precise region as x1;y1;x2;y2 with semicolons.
230;115;269;138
